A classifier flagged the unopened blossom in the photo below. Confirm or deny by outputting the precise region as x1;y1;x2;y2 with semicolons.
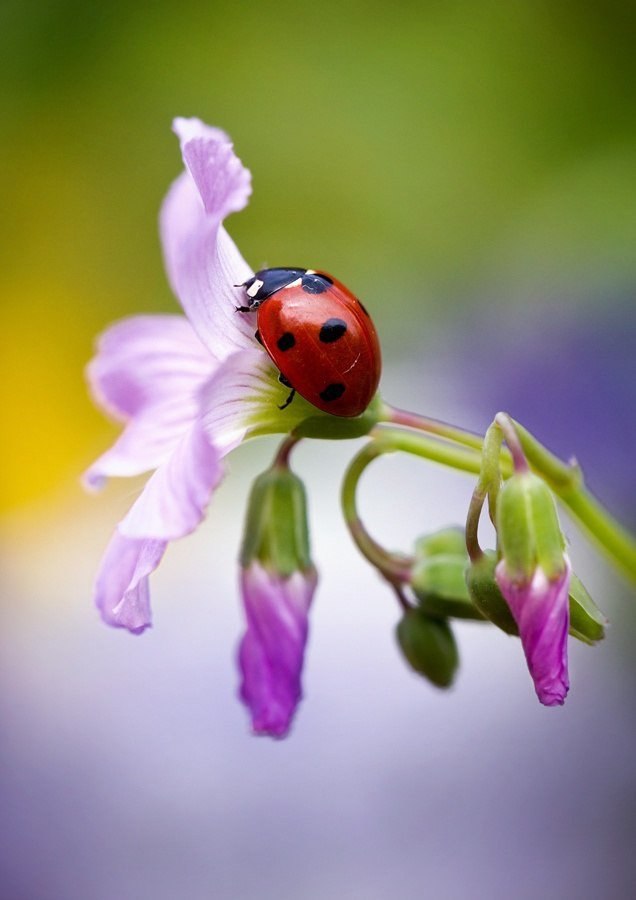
238;463;316;736
495;557;571;705
495;470;571;706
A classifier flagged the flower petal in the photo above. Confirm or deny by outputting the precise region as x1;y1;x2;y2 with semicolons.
201;346;325;454
84;315;216;489
175;117;251;218
118;421;223;541
94;532;167;634
238;562;317;737
87;314;214;421
160;118;256;361
496;559;571;706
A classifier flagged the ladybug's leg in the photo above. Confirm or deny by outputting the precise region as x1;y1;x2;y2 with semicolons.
234;304;253;313
278;373;296;410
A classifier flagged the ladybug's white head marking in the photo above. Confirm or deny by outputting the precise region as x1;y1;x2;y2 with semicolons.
285;277;303;290
247;279;263;299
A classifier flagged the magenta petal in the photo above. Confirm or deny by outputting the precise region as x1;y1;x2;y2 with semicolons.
119;421;223;541
94;532;167;634
238;563;317;738
160;119;256;361
496;559;571;706
84;315;216;488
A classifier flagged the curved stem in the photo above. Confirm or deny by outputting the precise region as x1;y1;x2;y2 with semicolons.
494;413;528;473
341;441;414;584
465;423;503;562
273;433;301;468
341;430;486;587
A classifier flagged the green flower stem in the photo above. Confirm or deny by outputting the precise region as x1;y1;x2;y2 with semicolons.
341;430;485;584
344;416;636;585
465;424;503;562
494;413;528;473
340;440;415;585
273;433;301;469
511;418;582;490
380;402;485;453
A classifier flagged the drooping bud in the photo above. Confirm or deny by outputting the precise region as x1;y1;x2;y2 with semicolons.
396;608;459;688
497;471;567;583
414;527;467;559
410;528;485;621
467;552;606;645
495;472;570;706
238;464;317;737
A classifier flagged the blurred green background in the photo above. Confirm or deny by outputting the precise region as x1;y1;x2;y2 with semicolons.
2;0;635;512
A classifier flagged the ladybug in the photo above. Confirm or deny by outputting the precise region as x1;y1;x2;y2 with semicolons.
236;268;381;417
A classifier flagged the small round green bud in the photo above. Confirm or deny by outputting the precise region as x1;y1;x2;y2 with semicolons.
414;527;467;559
240;466;312;577
496;472;566;582
396;609;459;688
411;554;485;620
465;551;518;635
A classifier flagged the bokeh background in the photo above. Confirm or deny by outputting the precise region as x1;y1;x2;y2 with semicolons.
1;2;635;898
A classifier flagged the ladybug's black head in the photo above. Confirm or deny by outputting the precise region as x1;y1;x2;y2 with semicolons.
241;268;306;306
241;268;334;306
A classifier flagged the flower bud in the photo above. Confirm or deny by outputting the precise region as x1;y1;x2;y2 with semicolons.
396;609;459;688
410;528;484;620
495;472;570;706
467;552;606;645
411;554;485;620
497;471;567;583
240;466;312;576
414;527;467;559
238;465;317;737
466;551;518;634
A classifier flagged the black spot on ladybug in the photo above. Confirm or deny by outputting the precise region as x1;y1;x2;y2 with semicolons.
319;318;348;343
277;332;296;351
319;382;346;402
254;329;263;345
302;273;332;294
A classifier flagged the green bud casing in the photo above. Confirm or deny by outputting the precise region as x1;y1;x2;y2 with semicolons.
568;573;606;645
496;472;566;582
240;466;312;577
411;554;485;620
466;551;518;635
396;609;459;688
414;527;467;559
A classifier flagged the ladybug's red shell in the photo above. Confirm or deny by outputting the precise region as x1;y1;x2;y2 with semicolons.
253;271;381;417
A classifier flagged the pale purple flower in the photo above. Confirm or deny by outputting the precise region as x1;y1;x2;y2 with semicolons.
495;557;571;706
239;563;317;737
86;118;320;634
